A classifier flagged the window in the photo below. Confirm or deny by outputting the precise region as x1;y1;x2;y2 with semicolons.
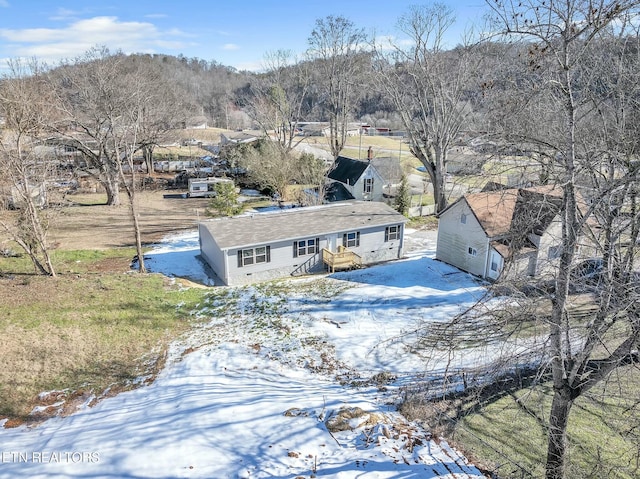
237;246;271;267
343;231;360;248
490;259;499;272
364;178;374;194
293;237;320;257
385;225;401;242
460;213;467;224
548;245;562;259
468;246;477;256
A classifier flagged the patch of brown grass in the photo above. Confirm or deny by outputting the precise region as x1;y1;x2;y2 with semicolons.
0;271;203;426
49;190;210;250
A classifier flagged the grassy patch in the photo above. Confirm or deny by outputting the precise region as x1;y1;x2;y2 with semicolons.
444;374;640;478
407;215;438;230
0;253;208;423
411;193;434;206
0;247;139;275
65;193;109;206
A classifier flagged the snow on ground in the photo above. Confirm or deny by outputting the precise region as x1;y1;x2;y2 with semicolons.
0;228;488;478
299;255;489;375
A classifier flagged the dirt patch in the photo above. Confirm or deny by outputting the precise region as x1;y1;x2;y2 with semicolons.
48;190;211;250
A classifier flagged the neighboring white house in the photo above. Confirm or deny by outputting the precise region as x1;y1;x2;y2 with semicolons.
327;155;385;202
436;186;571;281
199;201;407;286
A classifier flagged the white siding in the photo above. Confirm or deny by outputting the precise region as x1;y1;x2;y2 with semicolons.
534;215;563;277
208;224;404;286
227;236;327;286
345;224;404;264
436;200;489;278
198;223;228;283
352;165;384;202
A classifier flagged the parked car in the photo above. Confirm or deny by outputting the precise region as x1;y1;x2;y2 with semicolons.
520;258;605;296
571;258;604;281
569;258;604;293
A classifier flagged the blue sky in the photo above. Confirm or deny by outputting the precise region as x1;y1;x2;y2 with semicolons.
0;1;488;71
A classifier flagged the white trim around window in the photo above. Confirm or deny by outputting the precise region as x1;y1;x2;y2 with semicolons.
342;231;360;248
293;237;320;257
237;246;271;267
385;225;401;242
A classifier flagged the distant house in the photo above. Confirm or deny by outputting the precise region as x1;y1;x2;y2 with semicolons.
436;186;576;280
361;125;392;136
327;154;384;202
219;130;263;146
185;116;209;129
199;201;407;286
297;122;361;137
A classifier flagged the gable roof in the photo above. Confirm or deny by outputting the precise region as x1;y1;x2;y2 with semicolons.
327;156;371;186
462;185;564;238
370;156;403;185
200;200;407;250
220;131;262;144
466;189;520;237
325;181;355;202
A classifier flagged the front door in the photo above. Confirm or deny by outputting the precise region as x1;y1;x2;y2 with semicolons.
327;234;337;252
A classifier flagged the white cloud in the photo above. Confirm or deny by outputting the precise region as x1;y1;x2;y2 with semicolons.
0;0;9;7
234;60;265;72
0;16;190;63
49;7;82;21
222;43;240;51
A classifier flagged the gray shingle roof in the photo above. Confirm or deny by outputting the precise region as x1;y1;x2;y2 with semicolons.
200;201;406;250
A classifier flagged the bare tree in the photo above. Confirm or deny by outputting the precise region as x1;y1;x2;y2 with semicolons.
110;69;148;273
239;51;326;202
128;56;188;176
483;1;640;477
373;3;480;214
233;139;323;202
49;48;182;206
245;50;310;155
0;60;57;276
48;48;128;205
307;15;367;159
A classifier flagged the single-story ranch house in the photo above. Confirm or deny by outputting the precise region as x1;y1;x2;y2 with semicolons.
199;201;407;286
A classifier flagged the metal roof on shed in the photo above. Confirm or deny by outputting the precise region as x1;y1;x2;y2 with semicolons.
200;201;407;250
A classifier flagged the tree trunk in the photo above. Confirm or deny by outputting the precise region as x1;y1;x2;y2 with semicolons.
103;177;121;206
143;145;154;176
433;179;447;215
545;388;574;479
130;197;146;273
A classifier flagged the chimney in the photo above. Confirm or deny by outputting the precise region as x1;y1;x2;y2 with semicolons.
367;146;373;162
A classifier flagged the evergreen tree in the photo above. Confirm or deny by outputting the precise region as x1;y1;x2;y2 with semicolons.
205;182;243;217
395;174;411;216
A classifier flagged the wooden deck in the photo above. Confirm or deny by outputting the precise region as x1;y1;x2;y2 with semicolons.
322;246;362;273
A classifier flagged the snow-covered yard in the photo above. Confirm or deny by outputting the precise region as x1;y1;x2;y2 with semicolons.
0;228;490;478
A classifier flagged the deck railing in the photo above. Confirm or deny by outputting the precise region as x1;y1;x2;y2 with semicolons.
321;246;362;273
